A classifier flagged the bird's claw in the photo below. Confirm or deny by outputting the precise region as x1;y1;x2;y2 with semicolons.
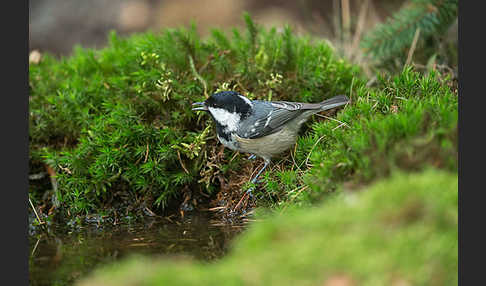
245;187;255;198
248;154;256;160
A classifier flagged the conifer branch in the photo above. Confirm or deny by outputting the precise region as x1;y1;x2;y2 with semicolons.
361;0;457;62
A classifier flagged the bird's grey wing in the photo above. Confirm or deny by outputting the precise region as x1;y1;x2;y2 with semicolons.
272;95;350;111
268;101;324;111
237;96;350;139
237;101;315;139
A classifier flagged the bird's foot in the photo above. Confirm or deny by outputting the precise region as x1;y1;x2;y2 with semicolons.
245;186;255;198
248;154;256;160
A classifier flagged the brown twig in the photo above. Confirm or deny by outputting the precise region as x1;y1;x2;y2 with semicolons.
177;151;190;174
143;143;149;163
233;192;250;211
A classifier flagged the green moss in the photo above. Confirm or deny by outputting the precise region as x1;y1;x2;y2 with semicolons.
257;66;457;209
77;169;458;286
29;17;363;217
29;14;457;220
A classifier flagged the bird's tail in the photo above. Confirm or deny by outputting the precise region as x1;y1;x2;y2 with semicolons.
319;95;350;111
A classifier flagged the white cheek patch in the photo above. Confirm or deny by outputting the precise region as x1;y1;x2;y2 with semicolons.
208;107;241;132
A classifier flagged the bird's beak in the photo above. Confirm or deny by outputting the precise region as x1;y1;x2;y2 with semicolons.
192;102;208;111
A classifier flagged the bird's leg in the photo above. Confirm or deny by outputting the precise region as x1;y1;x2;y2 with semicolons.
250;160;269;184
246;159;270;195
248;154;256;160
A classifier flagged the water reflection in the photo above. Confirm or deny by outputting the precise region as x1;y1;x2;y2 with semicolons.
29;212;245;286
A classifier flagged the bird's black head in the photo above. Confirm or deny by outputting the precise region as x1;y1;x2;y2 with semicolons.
205;91;252;115
192;91;253;120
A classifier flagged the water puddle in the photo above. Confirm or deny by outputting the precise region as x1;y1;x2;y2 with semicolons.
29;212;245;285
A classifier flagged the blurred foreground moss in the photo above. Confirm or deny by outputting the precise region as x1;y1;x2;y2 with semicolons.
77;169;457;286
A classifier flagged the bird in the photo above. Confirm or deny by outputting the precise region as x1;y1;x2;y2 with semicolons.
192;91;349;194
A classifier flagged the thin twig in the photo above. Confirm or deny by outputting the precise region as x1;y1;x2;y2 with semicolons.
233;192;249;211
405;28;421;67
208;206;226;211
143;143;149;163
31;238;41;257
303;135;326;168
332;122;347;131
189;55;208;98
290;143;302;173
229;151;239;163
29;197;44;225
314;113;350;128
177;151;190;174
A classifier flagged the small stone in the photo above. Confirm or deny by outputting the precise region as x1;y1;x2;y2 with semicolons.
29;50;41;64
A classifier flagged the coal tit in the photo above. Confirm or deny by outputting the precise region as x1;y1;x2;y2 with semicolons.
192;91;349;193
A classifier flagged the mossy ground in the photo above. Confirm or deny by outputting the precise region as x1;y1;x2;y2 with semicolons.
76;169;458;286
29;11;457;286
29;16;362;221
29;15;457;225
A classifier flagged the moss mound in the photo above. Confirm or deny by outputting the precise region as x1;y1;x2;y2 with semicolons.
29;16;362;218
77;169;458;286
29;15;457;222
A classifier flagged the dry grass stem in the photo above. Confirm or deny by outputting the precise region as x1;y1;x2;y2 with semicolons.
29;197;44;225
315;113;350;128
31;238;41;257
177;151;190;174
144;143;149;163
303;135;327;169
332;122;347;131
